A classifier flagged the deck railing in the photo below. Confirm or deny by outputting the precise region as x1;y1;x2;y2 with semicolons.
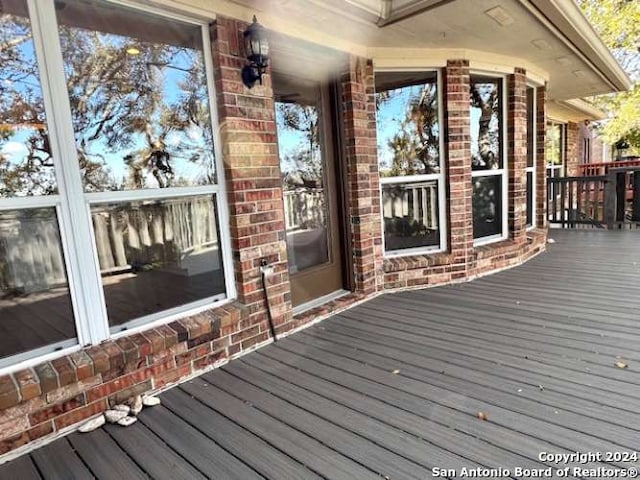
283;188;326;232
548;166;640;228
577;158;640;176
548;176;608;227
382;182;439;231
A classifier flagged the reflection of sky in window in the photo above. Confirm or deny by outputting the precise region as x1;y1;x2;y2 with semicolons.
64;30;213;188
275;102;320;176
375;84;440;174
0;15;56;195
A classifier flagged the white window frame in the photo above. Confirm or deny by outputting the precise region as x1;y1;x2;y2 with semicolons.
526;84;537;230
0;0;234;373
470;72;508;246
375;69;447;258
546;120;566;178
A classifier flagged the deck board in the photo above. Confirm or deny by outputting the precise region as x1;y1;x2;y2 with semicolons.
2;230;640;479
67;430;148;480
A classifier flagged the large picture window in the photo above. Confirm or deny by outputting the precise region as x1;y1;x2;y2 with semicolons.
470;75;507;242
375;71;445;254
0;0;232;368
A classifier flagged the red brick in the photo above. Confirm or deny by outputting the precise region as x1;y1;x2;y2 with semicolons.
13;369;40;402
86;374;136;403
0;421;53;455
153;365;192;389
86;346;110;374
51;356;77;386
45;374;102;404
68;351;95;381
54;399;108;430
33;363;59;395
29;394;86;425
0;415;29;441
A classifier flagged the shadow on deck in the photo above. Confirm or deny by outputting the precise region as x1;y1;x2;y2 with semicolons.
3;229;640;479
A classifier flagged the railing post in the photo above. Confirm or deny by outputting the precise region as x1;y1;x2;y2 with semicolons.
604;172;616;229
616;172;626;223
632;172;640;221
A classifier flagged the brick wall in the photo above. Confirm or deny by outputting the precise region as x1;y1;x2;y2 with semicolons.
507;68;528;245
566;121;580;176
444;60;474;277
212;17;293;335
340;56;384;295
0;303;246;455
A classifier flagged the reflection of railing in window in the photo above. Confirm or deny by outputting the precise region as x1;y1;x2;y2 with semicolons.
91;196;219;276
283;188;326;231
0;212;66;295
383;182;439;231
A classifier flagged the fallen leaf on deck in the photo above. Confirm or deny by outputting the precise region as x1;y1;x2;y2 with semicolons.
615;361;628;369
391;369;400;374
477;411;488;421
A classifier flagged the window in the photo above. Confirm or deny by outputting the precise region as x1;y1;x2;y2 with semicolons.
0;0;232;368
546;121;565;178
526;86;536;228
470;75;507;242
583;137;591;164
375;71;445;255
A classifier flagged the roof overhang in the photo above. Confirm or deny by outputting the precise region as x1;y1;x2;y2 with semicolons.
547;98;606;123
520;0;631;93
169;0;631;101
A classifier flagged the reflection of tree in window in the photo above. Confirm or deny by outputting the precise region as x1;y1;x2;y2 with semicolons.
375;82;439;176
0;6;56;197
52;0;216;192
546;123;562;166
277;102;321;187
471;81;501;170
276;101;325;232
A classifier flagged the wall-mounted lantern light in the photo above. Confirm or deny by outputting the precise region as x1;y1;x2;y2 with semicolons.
242;15;269;88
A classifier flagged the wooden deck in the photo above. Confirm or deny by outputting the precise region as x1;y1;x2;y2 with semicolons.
3;229;640;479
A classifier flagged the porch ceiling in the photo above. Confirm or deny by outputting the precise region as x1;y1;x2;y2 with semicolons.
223;0;631;102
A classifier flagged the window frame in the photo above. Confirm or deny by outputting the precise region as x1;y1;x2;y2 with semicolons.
470;72;508;246
0;0;235;372
526;84;537;230
375;68;447;258
546;120;566;178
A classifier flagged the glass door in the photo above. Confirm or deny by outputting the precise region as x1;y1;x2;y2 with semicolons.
274;72;343;307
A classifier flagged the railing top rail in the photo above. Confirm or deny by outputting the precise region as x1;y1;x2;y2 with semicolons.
608;166;640;173
548;175;608;182
577;159;640;173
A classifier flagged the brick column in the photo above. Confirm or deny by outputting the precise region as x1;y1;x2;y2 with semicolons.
565;121;580;176
211;17;292;332
536;85;547;228
507;68;528;245
443;60;473;265
340;56;383;295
